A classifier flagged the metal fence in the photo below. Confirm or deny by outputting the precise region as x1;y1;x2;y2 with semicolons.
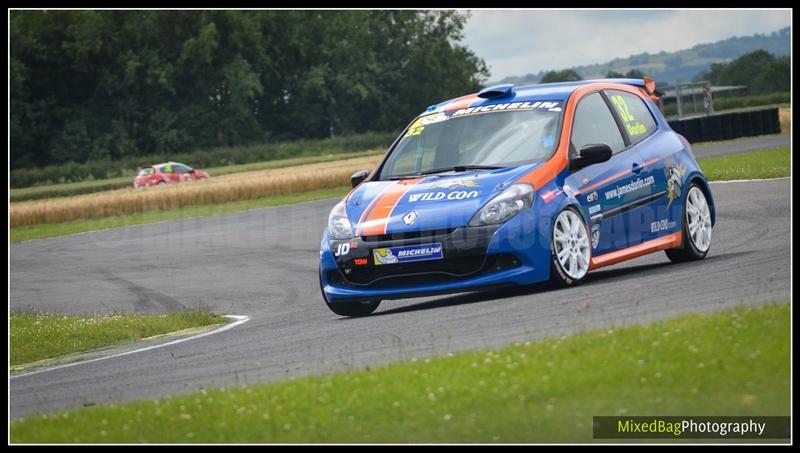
659;82;715;119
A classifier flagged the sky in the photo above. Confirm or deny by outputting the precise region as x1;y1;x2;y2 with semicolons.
462;9;792;81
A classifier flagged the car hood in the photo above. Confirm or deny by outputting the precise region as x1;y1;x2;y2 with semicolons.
346;164;539;236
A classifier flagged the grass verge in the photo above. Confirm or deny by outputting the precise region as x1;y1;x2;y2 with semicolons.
10;303;790;443
697;146;789;181
10;186;351;243
10;310;226;367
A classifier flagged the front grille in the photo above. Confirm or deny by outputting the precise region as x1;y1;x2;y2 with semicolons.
341;254;492;287
328;224;512;290
332;253;521;289
361;228;456;243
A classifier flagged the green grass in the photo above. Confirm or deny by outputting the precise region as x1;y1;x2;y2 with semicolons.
11;150;382;202
697;146;789;181
10;310;226;367
10;185;351;243
712;92;790;112
10;304;790;443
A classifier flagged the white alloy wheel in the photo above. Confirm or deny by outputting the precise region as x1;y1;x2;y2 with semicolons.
553;209;591;280
686;186;712;252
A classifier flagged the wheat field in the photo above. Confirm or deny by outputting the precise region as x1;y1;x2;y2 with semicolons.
11;155;382;227
779;107;791;134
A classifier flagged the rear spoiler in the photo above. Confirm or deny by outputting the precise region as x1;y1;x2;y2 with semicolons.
595;76;659;96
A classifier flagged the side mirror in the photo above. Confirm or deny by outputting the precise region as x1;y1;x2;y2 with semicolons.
350;170;369;188
572;144;612;170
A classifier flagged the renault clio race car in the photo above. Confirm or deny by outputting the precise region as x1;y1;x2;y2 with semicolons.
319;78;715;317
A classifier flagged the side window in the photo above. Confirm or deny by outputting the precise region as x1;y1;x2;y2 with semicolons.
162;164;173;173
570;92;626;157
173;164;192;173
606;90;657;145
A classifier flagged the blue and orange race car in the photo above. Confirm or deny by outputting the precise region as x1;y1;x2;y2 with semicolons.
319;78;715;317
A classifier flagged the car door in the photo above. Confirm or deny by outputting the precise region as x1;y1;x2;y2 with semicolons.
161;164;180;183
173;163;194;181
604;89;677;244
564;91;651;255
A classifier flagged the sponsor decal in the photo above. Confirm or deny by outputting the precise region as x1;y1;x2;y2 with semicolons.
333;241;359;257
404;112;449;138
402;210;417;225
610;95;648;137
421;112;448;125
587;191;599;203
404;101;562;139
373;243;444;266
429;179;479;190
334;243;350;257
353;257;368;266
651;219;677;233
451;101;563;118
591;224;600;249
408;190;479;202
665;160;686;207
589;204;601;215
541;189;563;203
604;176;655;200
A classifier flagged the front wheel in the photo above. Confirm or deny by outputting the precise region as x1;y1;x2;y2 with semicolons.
550;207;591;287
326;300;381;317
666;183;712;262
319;266;380;317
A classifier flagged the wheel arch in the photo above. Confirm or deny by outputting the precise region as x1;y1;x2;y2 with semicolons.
685;172;716;227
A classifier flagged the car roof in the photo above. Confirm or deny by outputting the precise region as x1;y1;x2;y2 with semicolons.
425;78;649;115
153;162;184;168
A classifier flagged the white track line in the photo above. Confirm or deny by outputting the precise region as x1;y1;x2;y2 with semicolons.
10;314;250;380
710;177;790;184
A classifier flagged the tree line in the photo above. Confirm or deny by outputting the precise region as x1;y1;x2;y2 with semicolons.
694;50;790;95
524;49;791;94
11;10;488;170
537;68;646;84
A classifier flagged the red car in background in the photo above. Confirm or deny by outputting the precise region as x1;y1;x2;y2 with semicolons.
133;162;210;188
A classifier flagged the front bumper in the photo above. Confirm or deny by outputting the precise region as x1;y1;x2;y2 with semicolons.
319;209;554;303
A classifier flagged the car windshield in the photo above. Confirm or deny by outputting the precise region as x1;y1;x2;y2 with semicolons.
379;103;563;179
138;168;154;176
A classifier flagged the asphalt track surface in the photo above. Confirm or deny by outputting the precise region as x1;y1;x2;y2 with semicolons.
691;133;789;158
9;145;791;419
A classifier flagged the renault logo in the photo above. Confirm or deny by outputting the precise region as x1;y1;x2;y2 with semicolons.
402;211;417;225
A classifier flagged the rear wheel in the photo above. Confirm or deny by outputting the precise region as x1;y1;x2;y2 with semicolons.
550;207;591;287
319;266;380;317
666;183;712;262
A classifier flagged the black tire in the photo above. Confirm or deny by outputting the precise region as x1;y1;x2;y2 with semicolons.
549;206;591;287
666;182;712;263
319;266;380;317
326;300;381;317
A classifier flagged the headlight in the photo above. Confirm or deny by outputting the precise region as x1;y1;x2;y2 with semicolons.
328;201;354;239
469;183;534;226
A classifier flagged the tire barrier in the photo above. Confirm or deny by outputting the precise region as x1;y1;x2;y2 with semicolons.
667;107;780;143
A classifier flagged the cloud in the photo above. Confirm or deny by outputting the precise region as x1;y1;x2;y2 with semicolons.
462;9;792;80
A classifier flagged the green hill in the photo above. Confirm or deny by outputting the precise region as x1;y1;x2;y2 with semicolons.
493;27;790;86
